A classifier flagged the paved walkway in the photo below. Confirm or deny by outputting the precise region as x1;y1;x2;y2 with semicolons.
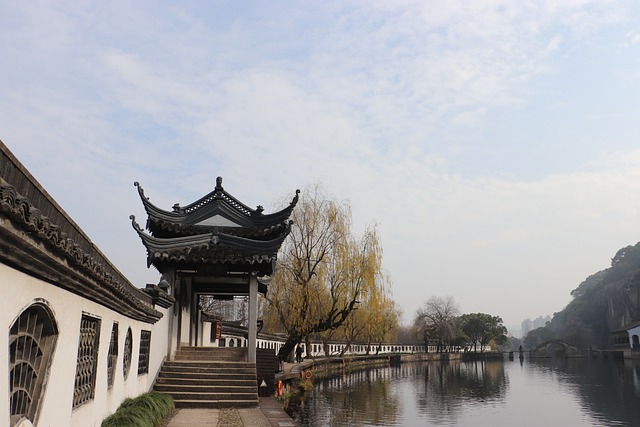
166;397;299;427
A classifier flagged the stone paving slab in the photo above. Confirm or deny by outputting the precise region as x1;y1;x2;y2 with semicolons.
166;408;219;426
238;407;271;426
257;397;300;427
165;397;299;427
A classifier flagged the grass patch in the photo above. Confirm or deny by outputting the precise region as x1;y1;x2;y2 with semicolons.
102;392;174;427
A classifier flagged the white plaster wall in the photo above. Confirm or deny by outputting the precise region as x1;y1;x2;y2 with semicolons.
179;281;191;347
0;262;170;427
168;306;179;360
146;305;170;393
202;321;213;347
628;325;640;347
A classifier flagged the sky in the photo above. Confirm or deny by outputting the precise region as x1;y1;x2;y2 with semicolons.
2;0;640;331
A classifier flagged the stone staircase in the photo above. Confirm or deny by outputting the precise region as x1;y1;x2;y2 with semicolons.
154;347;259;408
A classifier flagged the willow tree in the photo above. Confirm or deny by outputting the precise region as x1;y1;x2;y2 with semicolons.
265;183;385;359
338;275;398;355
363;290;399;353
312;270;397;357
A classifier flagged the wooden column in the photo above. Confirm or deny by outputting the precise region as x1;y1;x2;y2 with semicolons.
164;268;177;359
179;277;192;347
248;274;258;363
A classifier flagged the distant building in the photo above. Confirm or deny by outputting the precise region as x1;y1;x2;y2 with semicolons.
612;320;640;359
521;318;533;337
521;315;551;337
533;315;551;329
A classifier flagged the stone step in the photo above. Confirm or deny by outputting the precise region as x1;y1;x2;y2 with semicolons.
161;367;256;378
173;399;259;409
155;384;257;394
166;391;258;401
175;348;247;361
179;346;247;352
163;360;255;369
174;355;246;362
158;371;257;384
155;349;258;409
163;366;255;372
155;377;257;387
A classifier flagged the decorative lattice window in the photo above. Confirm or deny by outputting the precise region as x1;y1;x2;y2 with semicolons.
9;303;58;427
107;323;118;389
123;328;132;379
138;330;151;375
72;314;101;408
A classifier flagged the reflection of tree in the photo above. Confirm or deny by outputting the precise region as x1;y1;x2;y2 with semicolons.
289;361;508;426
290;367;401;426
413;360;507;425
529;358;640;425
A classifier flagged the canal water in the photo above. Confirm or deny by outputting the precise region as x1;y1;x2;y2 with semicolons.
287;356;640;426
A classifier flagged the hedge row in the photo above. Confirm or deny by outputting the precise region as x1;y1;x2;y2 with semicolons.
101;392;175;427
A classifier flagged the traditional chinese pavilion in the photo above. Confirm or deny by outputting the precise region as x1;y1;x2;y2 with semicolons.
131;177;298;362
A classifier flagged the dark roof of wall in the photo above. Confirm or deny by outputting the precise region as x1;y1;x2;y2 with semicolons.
612;320;640;333
0;139;163;323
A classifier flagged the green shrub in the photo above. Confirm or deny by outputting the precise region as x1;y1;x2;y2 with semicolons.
102;392;174;427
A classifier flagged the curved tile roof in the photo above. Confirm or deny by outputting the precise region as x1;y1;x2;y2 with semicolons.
135;177;299;238
130;215;290;275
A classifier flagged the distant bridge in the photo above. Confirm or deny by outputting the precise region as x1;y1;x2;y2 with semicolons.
530;340;585;358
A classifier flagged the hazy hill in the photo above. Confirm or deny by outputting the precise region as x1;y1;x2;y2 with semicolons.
538;243;640;349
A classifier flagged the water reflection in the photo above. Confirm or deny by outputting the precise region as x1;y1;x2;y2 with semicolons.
413;360;507;425
528;358;640;426
292;366;402;426
288;357;640;426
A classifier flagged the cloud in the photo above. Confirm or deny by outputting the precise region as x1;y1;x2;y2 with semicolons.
384;152;640;315
1;0;639;327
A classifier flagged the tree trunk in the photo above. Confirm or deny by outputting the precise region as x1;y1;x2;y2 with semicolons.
278;336;300;361
340;338;353;357
304;335;312;360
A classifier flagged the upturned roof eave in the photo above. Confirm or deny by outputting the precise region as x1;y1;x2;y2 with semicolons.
135;181;182;224
146;219;288;240
130;215;291;267
134;181;299;230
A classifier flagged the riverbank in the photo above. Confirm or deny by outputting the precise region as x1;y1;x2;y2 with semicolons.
275;351;467;397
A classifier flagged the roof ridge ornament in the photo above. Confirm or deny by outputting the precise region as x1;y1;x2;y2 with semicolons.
134;182;149;201
291;189;300;206
129;215;144;233
216;176;223;191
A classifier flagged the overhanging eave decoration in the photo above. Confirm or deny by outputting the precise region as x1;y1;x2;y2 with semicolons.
132;177;298;287
131;215;291;277
135;177;299;239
